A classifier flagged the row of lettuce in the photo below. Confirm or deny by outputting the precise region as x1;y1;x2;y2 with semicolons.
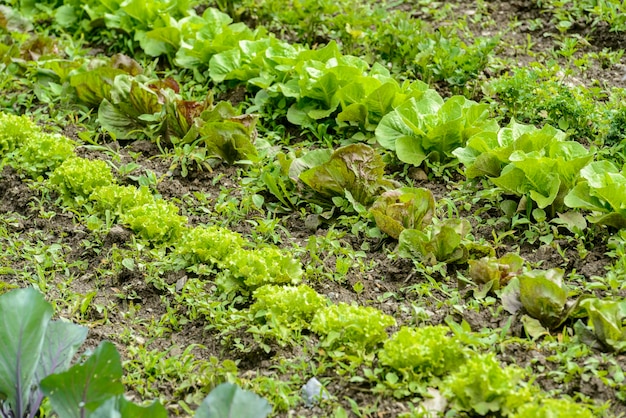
0;109;605;416
3;3;626;230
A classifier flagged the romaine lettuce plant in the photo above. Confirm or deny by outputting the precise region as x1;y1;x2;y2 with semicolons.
311;303;396;357
578;298;626;352
376;92;498;167
454;119;593;212
564;160;626;229
398;219;472;264
296;143;397;207
369;187;435;239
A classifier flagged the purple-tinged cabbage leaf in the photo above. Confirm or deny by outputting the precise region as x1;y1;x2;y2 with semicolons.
0;288;88;418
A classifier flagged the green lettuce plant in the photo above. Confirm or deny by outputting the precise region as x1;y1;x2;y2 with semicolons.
577;298;626;352
335;77;427;132
176;8;260;71
13;132;76;177
90;185;155;220
121;199;187;244
174;226;303;297
564;160;626;229
369;187;435;239
511;398;595;418
0;113;38;155
311;303;396;357
398;219;472;264
378;326;465;382
249;284;328;343
454;119;593;212
442;353;532;416
49;157;115;203
376;92;498;167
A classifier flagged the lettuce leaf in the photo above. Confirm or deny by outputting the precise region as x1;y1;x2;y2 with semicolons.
298;143;396;206
454;119;593;211
376;93;497;166
369;187;435;239
564;160;626;229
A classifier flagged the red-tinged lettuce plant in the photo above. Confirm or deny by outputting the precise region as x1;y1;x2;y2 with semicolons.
311;303;396;359
249;284;328;344
564;160;626;229
577;298;626;353
194;101;259;164
378;326;466;385
376;92;498;168
468;253;524;291
369;187;435;239
295;143;397;208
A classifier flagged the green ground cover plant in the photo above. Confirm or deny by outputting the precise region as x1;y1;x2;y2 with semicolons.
1;0;626;416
